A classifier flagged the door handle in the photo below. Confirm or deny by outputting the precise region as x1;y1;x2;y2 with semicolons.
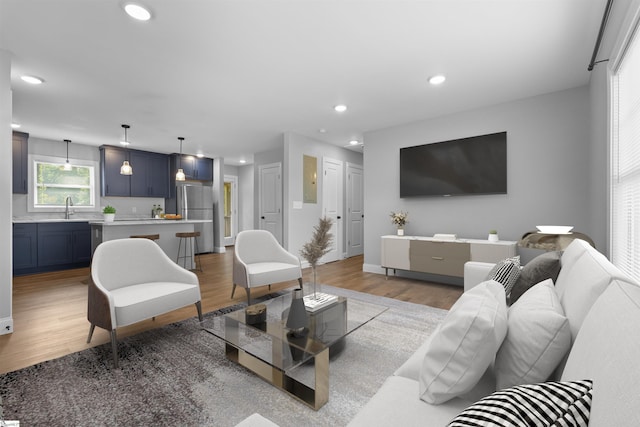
337;216;341;219
432;256;444;261
261;216;265;219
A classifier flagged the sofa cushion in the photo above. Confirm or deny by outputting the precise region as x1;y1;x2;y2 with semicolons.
510;250;562;304
495;279;571;390
418;280;508;404
554;239;632;340
347;376;471;427
485;256;520;296
561;280;640;427
448;379;593;427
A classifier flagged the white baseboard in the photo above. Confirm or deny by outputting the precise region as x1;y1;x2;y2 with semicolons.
0;316;14;335
363;263;386;275
213;246;227;253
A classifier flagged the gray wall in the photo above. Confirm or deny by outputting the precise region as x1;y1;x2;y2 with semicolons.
283;132;363;261
363;85;597;271
238;164;254;232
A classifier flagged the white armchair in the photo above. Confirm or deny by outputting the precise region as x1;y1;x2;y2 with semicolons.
87;238;203;368
232;230;303;305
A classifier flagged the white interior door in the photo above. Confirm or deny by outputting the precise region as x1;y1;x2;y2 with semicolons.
223;175;238;246
258;162;283;244
322;157;343;263
346;163;364;257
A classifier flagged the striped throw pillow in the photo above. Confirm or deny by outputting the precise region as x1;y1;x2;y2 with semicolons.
486;256;521;297
448;379;593;427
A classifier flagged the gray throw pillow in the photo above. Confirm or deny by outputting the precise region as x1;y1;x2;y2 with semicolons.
510;251;562;304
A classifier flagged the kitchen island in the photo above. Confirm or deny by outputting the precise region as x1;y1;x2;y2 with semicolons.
89;219;212;270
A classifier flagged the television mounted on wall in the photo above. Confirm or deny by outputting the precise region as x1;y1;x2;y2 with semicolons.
400;131;507;197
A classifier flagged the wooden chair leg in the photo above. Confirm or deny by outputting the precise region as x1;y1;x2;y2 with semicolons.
110;329;119;369
87;324;95;343
231;284;236;298
195;301;203;321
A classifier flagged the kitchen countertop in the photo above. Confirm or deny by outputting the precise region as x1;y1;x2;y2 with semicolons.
13;218;212;225
89;219;212;226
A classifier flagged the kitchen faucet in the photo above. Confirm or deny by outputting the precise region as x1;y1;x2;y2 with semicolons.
65;196;74;219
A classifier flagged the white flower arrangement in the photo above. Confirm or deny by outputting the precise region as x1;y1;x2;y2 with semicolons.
390;211;409;227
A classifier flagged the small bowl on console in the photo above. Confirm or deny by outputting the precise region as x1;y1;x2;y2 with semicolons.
536;225;574;234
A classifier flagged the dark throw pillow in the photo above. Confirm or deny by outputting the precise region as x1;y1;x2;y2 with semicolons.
510;251;562;304
448;379;593;427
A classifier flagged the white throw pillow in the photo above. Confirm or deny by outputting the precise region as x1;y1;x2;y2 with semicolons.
495;278;571;390
419;280;508;404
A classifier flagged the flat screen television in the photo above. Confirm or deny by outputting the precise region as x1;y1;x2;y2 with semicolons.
400;131;507;197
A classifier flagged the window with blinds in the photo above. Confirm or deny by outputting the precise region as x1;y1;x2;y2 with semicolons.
611;23;640;281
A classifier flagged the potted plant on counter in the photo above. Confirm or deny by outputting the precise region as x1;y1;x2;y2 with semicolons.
488;229;499;242
103;205;116;222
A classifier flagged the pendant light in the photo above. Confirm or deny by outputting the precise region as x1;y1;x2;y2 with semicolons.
62;139;72;171
176;137;186;181
120;124;133;175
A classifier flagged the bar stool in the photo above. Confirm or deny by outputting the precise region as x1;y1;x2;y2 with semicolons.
175;231;202;271
130;234;160;241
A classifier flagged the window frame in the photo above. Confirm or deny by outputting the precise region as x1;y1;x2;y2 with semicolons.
27;154;100;213
608;2;640;281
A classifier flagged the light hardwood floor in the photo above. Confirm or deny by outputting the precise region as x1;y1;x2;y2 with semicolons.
0;249;462;374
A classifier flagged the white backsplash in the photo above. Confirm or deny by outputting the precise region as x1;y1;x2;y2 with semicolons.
12;193;165;222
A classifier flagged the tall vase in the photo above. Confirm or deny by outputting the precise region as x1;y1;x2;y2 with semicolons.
286;288;308;336
312;266;318;297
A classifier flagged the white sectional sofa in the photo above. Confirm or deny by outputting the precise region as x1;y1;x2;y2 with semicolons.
348;239;640;426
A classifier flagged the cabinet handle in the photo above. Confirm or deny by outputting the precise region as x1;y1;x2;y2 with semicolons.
431;256;444;261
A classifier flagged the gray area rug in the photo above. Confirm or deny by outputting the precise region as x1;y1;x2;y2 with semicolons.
0;286;447;427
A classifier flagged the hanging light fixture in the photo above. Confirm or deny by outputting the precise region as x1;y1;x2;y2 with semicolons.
176;137;186;181
62;139;72;171
120;124;133;175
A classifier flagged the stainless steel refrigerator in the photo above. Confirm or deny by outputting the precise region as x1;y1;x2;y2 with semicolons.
176;182;214;253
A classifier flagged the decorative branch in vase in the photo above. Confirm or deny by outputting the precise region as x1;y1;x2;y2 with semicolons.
299;217;333;298
390;211;409;236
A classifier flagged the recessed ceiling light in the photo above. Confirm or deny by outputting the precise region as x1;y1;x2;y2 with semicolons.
334;105;347;113
124;3;151;21
239;159;247;164
349;140;360;145
429;75;446;85
21;75;44;85
11;123;21;129
196;153;204;158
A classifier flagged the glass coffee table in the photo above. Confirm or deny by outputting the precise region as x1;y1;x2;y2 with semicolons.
202;292;387;410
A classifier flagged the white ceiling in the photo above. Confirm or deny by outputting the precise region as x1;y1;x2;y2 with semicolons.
1;0;607;165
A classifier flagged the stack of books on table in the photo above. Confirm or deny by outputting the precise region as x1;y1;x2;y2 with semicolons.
303;292;339;312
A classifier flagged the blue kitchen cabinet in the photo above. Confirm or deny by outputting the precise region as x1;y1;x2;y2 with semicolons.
72;226;92;263
37;222;91;268
130;150;170;197
171;154;213;181
38;223;75;266
12;131;28;194
13;223;38;271
102;146;169;198
194;157;213;181
100;146;131;196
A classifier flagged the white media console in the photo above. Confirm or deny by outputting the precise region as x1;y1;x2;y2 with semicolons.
381;235;517;278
